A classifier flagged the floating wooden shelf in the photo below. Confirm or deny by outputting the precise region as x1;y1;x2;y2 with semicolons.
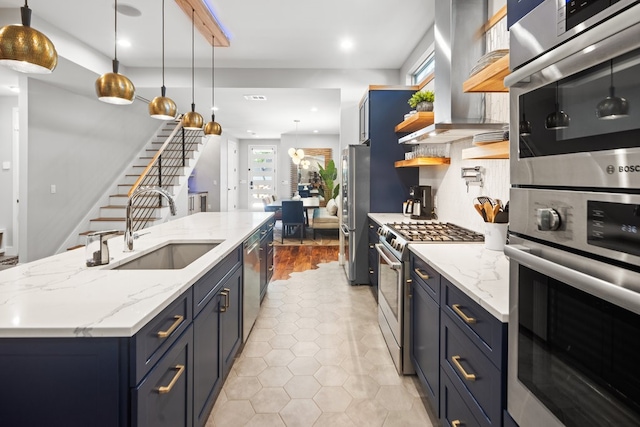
461;140;509;159
463;54;510;93
394;157;451;168
394;112;435;133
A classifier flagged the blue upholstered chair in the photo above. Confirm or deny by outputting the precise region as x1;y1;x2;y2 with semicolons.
281;200;304;243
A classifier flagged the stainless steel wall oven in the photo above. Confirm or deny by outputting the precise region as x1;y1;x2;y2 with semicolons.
506;2;640;426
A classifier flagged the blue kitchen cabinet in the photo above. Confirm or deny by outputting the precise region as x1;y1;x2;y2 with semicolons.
440;278;507;427
368;218;380;299
193;251;243;427
410;253;441;416
260;220;275;300
133;325;194;427
360;88;418;213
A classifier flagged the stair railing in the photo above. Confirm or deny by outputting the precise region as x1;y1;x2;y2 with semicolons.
127;121;203;231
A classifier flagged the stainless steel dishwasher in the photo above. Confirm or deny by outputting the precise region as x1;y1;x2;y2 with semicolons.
243;229;261;342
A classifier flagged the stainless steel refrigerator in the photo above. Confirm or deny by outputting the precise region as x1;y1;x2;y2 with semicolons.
340;145;370;285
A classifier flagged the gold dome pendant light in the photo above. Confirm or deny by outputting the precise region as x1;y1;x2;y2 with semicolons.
204;35;222;135
0;1;58;74
181;7;203;130
149;0;177;120
95;0;135;105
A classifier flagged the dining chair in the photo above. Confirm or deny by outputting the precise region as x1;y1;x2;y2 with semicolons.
281;200;304;243
263;197;282;222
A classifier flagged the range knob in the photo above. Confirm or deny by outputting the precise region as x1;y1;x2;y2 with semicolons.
536;208;561;231
377;227;385;237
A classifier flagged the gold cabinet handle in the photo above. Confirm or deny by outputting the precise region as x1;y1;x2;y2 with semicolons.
452;304;476;324
414;268;430;280
369;244;374;249
369;268;374;274
369;224;374;229
156;364;185;394
268;266;274;271
451;420;462;427
451;355;476;381
157;315;184;338
268;242;274;247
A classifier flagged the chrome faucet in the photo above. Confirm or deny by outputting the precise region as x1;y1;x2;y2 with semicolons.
124;186;177;252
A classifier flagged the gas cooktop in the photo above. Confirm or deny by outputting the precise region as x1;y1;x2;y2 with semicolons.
385;221;484;243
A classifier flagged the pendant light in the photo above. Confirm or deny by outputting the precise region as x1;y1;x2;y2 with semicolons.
149;0;177;120
0;1;58;74
95;0;135;105
204;36;222;135
181;7;203;130
545;82;570;130
596;59;629;120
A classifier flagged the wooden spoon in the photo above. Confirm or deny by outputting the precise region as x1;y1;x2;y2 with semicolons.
474;203;486;221
492;204;501;223
483;201;494;222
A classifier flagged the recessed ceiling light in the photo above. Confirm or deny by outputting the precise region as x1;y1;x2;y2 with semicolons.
313;130;319;133
340;38;354;51
243;95;267;101
117;39;131;48
115;3;142;17
247;130;252;133
211;106;219;111
8;86;19;93
311;107;318;112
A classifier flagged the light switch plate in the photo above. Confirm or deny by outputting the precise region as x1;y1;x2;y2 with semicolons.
1;161;9;170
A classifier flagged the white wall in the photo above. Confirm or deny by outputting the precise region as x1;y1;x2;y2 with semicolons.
21;79;160;262
191;134;222;211
0;96;17;251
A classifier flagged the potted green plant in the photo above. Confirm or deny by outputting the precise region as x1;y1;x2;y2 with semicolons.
317;159;340;200
408;90;435;112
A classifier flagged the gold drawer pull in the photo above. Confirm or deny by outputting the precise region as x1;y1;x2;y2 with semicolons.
369;268;374;274
268;242;274;247
451;420;462;427
156;364;185;394
369;224;374;229
157;315;184;338
452;355;476;381
369;244;374;249
414;268;430;280
268;266;274;271
452;304;476;324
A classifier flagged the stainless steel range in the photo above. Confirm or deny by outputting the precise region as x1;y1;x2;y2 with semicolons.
375;221;483;374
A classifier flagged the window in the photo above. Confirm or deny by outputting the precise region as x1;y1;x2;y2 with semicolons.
412;52;435;86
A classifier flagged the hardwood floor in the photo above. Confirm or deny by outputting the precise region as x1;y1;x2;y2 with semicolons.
272;245;339;280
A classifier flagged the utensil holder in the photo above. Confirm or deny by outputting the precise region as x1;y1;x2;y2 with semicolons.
484;223;508;251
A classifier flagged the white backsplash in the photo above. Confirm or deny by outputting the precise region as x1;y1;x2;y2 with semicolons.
419;141;510;234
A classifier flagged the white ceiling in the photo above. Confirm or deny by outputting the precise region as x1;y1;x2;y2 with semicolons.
0;0;434;138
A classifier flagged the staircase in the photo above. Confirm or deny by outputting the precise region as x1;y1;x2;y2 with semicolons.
68;121;204;250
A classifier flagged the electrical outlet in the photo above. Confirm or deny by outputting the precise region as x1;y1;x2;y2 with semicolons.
50;185;56;194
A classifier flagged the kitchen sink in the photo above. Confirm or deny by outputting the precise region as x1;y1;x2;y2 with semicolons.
113;242;221;270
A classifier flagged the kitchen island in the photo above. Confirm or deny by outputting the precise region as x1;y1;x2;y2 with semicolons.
0;212;273;427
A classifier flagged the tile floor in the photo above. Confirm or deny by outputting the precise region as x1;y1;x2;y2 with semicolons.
206;261;437;426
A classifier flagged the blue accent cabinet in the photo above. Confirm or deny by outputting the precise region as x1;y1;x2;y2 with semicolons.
0;245;244;427
360;88;418;213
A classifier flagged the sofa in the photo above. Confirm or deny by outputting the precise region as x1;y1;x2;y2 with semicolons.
312;198;340;239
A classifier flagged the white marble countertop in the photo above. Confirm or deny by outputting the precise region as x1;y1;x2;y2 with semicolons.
368;213;416;225
409;244;509;322
0;212;272;338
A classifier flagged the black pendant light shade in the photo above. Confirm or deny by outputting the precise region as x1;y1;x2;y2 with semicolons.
596;60;629;120
96;0;135;104
181;8;203;130
204;36;222;136
0;1;58;74
149;0;177;120
545;83;570;130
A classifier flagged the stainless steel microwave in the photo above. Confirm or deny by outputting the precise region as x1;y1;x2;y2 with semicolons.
506;2;640;190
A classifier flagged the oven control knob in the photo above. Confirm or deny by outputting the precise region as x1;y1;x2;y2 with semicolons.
377;227;385;237
536;208;561;231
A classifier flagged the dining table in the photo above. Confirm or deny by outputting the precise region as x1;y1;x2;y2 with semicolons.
265;197;320;226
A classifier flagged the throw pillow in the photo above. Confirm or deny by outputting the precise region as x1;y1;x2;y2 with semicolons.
326;198;338;216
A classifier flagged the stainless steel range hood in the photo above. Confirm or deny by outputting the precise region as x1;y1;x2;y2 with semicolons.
399;0;505;144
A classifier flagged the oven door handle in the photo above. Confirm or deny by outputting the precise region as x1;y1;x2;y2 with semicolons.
375;243;402;270
505;245;640;313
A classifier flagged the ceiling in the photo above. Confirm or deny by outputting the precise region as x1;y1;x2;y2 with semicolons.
0;0;434;138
